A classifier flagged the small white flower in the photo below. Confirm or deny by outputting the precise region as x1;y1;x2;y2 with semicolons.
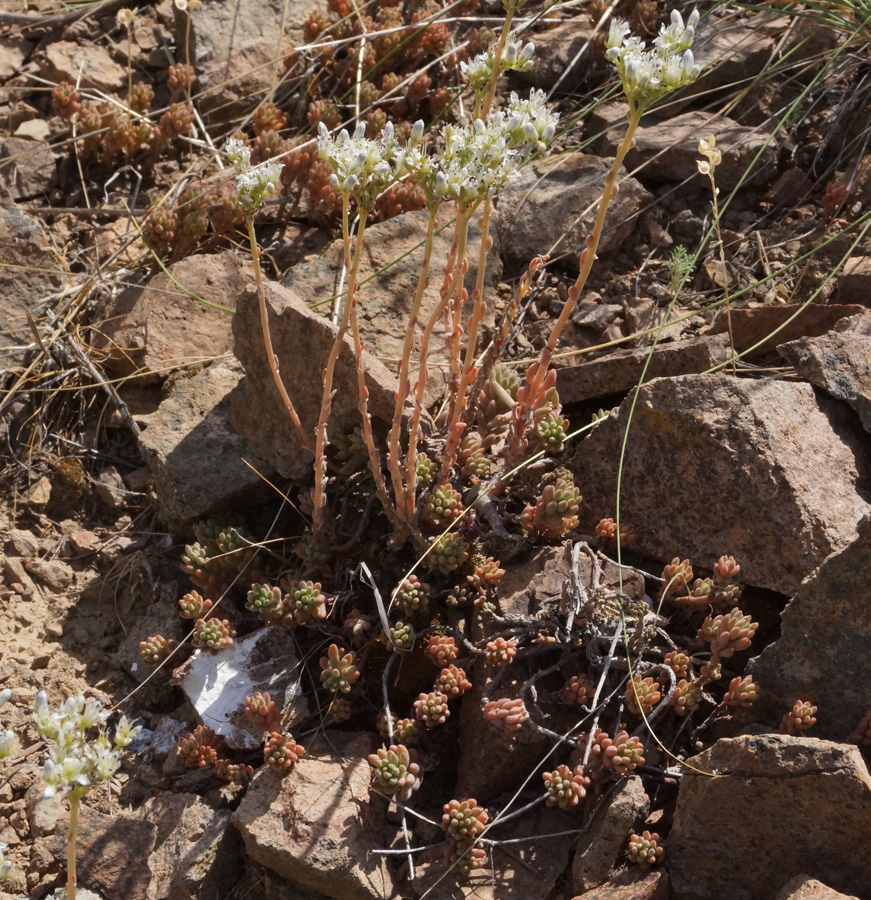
0;841;10;880
0;729;13;759
0;689;11;708
77;697;105;730
225;139;284;215
113;715;142;749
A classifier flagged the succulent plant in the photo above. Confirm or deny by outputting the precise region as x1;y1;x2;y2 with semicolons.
264;732;306;771
628;831;664;868
436;665;472;697
424;482;464;527
139;634;176;665
661;557;693;597
520;469;581;539
177;724;221;768
542;764;591;809
51;81;81;119
244;692;281;732
780;698;817;736
426;533;469;574
416;454;436;484
485;637;518;668
178;590;213;619
698;607;758;660
713;554;740;583
483;697;527;733
395;574;430;615
722;675;758;708
387;621;415;650
848;710;871;748
414;691;450;727
287;580;328;625
214;758;254;786
245;583;282;619
664;649;693;680
564;673;596;706
425;634;459;667
595;517;639;546
319;644;360;693
181;542;210;577
128;81;154;114
669;679;702;716
192;618;235;654
625;675;662;716
167;62;196;99
589;729;645;774
441;798;489;841
445;838;487;873
368;743;422;800
467;556;505;595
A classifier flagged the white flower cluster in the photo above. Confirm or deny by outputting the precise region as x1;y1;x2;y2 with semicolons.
225;137;284;216
317;120;425;210
0;689;13;759
460;37;535;97
605;9;701;112
427;89;559;204
0;841;10;880
32;691;141;798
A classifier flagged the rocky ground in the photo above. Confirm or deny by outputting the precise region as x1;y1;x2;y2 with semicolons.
0;0;870;899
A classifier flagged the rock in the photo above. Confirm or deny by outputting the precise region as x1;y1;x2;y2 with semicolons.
178;626;308;751
22;475;51;508
5;528;39;558
136;357;276;527
232;731;395;900
184;0;310;118
68;530;102;554
0;36;33;79
837;256;871;304
775;875;861;900
517;18;594;90
24;557;73;592
134;792;241;900
95;466;129;509
572;869;669;900
496;153;652;270
0;202;68;352
572;776;650;892
709;304;868;356
414;803;575;900
283;206;500;406
669;735;871;900
1;556;37;597
556;335;731;404
746;516;871;740
777;312;871;432
0;137;56;199
15;118;50;141
94;252;251;381
25;781;63;837
46;804;157;900
568;375;871;595
39;40;126;92
592;107;777;189
231;279;400;481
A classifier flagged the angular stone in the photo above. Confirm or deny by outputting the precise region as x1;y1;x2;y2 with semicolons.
837;256;871;304
669;735;871;900
775;875;861;900
0;202;68;350
568;375;871;594
746;516;871;740
94;252;251;381
39;40;126;93
47;805;157;900
517;18;594;90
0;137;56;200
496;153;652;270
593;107;776;189
572;870;669;900
572;776;649;893
777;312;871;432
231;279;401;481
24;557;72;592
136;356;275;527
0;36;33;79
134;792;241;900
555;335;731;404
232;732;395;900
709;304;868;356
178;626;308;751
282;205;501;407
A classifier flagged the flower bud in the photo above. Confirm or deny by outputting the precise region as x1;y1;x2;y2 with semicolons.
411;120;424;142
0;689;10;708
